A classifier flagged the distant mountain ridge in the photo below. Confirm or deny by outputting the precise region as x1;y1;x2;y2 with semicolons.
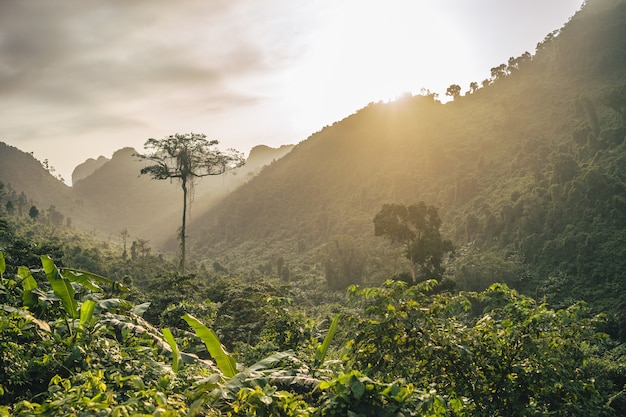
0;141;294;246
72;155;109;184
0;141;97;229
71;143;294;247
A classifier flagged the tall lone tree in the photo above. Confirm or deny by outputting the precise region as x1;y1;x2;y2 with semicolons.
136;133;244;274
374;202;453;283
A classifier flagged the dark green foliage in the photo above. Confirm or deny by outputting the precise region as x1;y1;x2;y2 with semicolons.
374;202;453;282
324;236;367;290
3;0;626;414
344;280;615;416
2;242;626;416
316;371;419;417
0;219;64;275
27;205;38;221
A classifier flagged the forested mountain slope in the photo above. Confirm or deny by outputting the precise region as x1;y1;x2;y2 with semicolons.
192;0;626;334
0;142;97;229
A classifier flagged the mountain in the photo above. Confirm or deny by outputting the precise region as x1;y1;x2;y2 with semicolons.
0;142;98;229
0;142;71;203
71;155;109;184
0;141;293;247
71;144;294;247
190;0;626;334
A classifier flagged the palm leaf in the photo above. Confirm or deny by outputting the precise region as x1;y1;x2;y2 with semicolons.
162;328;181;372
61;268;129;293
18;266;38;308
41;255;78;319
314;314;340;369
80;299;96;328
0;252;5;276
182;313;237;378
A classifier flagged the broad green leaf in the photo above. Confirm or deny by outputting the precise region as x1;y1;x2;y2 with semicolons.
162;328;181;372
61;268;129;293
80;299;96;327
182;313;237;378
61;270;102;292
41;255;78;319
96;298;132;312
131;302;151;317
18;266;38;308
0;252;5;276
350;376;366;400
318;380;332;390
19;267;37;291
315;314;340;369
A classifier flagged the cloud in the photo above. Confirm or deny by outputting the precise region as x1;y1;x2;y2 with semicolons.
0;0;585;184
0;1;306;107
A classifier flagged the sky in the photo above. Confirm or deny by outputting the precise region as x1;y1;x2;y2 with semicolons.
0;0;584;185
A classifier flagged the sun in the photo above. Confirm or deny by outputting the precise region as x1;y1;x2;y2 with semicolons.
278;1;469;136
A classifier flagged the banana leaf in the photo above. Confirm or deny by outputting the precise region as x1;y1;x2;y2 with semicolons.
183;313;237;378
314;314;340;369
80;299;96;328
61;268;130;293
41;255;78;319
18;266;38;308
162;328;181;372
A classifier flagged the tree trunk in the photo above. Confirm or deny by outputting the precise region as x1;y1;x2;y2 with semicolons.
407;243;417;283
181;176;187;274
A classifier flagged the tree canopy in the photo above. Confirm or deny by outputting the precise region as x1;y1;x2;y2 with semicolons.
373;202;453;282
136;133;244;273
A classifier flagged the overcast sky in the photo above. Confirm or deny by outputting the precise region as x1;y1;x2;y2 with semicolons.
0;0;584;184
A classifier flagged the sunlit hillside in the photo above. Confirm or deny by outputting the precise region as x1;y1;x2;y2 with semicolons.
191;0;626;331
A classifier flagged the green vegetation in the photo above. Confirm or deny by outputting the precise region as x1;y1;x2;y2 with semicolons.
374;202;453;283
1;235;625;415
1;0;626;414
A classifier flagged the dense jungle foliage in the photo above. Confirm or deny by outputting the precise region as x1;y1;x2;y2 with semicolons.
1;217;626;416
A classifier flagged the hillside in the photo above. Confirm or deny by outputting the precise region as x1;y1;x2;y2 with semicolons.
71;155;109;184
0;142;97;229
190;0;626;334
